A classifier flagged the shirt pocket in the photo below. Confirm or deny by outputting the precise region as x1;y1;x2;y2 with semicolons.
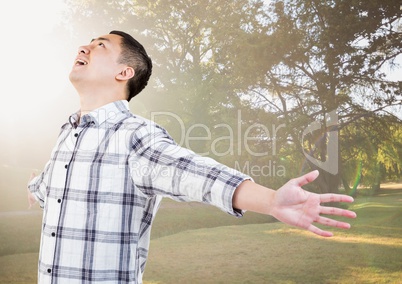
68;149;129;213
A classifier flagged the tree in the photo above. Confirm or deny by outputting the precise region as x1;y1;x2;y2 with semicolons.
65;0;268;156
63;0;402;193
221;0;402;193
341;115;402;195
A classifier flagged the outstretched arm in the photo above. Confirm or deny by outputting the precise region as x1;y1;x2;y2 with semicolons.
232;170;356;237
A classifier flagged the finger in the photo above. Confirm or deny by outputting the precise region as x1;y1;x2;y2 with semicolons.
320;206;357;219
293;170;319;187
27;189;37;209
319;193;354;204
316;216;351;229
307;224;333;237
29;172;36;182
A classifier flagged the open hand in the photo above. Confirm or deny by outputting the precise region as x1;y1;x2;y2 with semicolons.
270;170;357;237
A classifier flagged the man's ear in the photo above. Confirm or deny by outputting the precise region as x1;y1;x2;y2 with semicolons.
116;66;135;81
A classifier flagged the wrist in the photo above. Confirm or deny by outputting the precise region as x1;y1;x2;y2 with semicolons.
233;180;276;215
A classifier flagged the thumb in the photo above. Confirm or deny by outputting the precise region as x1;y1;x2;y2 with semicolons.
293;170;319;187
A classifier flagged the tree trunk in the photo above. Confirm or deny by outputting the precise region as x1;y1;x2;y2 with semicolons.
315;168;340;194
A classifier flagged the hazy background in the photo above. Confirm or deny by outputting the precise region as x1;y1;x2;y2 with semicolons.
0;0;77;173
0;0;150;182
0;1;401;283
0;0;401;211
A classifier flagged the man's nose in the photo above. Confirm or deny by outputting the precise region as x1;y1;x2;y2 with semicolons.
78;45;89;54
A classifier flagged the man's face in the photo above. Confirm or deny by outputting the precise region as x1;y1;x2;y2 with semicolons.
69;33;124;86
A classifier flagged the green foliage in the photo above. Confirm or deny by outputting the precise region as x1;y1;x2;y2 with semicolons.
341;117;402;193
219;0;402;192
62;0;402;192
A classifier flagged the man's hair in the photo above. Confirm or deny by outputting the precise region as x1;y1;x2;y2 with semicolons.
109;30;152;101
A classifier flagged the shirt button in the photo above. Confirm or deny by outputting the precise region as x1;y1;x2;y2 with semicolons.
57;199;62;203
64;164;68;169
51;232;56;237
74;133;79;137
47;268;52;273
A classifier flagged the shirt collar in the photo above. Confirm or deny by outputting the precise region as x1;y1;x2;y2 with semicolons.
69;100;130;128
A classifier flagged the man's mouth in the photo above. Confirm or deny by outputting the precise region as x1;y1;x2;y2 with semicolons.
75;59;88;66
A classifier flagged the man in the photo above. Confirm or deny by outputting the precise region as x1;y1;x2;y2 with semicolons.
28;30;356;283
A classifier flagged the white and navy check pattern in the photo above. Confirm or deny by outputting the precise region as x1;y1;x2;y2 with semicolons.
28;100;250;284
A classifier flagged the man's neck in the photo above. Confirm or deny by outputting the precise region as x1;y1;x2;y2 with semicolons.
79;96;111;116
77;90;126;116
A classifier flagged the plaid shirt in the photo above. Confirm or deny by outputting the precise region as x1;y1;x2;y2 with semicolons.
28;100;250;284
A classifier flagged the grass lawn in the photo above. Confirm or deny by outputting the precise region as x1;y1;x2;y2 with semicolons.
0;187;401;283
144;188;402;283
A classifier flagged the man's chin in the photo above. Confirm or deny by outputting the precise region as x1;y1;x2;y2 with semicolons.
69;71;82;84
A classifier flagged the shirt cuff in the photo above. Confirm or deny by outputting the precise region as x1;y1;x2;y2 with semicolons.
28;175;45;207
215;171;253;218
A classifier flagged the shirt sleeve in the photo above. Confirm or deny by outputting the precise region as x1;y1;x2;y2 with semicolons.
128;123;252;217
27;122;70;208
27;160;51;208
